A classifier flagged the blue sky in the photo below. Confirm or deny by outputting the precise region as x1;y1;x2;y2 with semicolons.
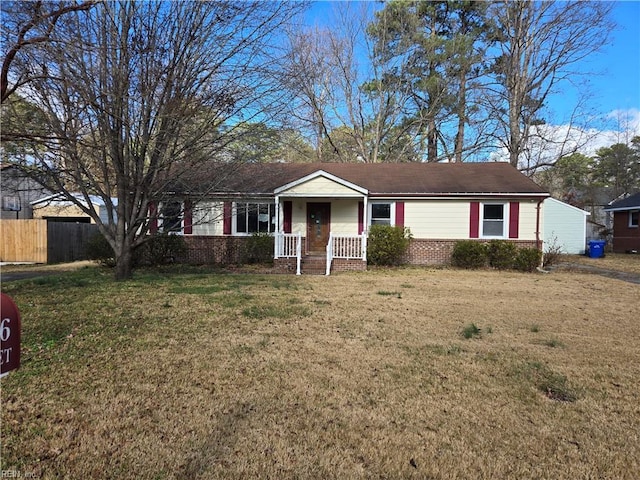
591;1;640;117
305;0;640;146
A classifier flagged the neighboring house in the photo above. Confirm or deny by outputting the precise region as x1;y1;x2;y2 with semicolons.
0;164;52;219
603;192;640;253
31;193;118;224
543;198;590;254
162;162;551;273
563;186;618;233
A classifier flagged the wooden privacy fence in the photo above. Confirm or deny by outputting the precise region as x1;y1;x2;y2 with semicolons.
0;220;99;263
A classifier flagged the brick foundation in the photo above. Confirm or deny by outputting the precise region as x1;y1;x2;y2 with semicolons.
404;239;539;265
273;257;298;273
331;258;367;272
273;257;366;274
181;236;249;265
181;235;539;270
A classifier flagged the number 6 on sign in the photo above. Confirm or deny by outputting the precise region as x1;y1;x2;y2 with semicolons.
1;293;21;378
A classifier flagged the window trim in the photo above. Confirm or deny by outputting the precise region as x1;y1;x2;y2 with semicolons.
368;201;395;226
629;210;639;228
480;202;508;239
232;201;277;236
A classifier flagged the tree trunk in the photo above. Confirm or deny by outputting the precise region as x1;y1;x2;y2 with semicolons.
427;119;438;162
114;239;134;281
454;69;467;163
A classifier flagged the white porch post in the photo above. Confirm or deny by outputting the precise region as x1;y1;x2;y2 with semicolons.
274;195;280;259
362;195;368;261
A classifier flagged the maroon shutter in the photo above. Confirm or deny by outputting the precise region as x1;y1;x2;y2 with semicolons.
283;201;292;234
470;202;480;238
509;201;519;238
183;200;193;234
149;202;158;234
358;201;364;234
223;201;232;235
395;201;405;228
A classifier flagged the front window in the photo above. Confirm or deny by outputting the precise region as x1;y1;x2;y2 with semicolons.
630;210;639;228
236;202;276;234
371;203;392;226
160;201;182;233
482;203;505;238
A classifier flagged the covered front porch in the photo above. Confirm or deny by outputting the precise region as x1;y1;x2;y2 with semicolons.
271;170;369;275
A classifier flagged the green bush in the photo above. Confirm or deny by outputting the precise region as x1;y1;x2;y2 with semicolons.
487;240;517;270
513;248;542;272
135;233;188;266
451;240;488;269
85;232;116;267
243;232;274;264
367;225;412;266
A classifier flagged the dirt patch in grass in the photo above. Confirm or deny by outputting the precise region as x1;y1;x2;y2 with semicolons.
2;267;639;479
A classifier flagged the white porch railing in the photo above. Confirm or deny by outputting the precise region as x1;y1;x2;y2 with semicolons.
326;232;367;276
274;232;302;275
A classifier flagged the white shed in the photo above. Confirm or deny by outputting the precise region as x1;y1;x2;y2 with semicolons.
543;198;590;254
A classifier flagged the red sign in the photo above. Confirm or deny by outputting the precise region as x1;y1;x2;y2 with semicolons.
1;293;21;377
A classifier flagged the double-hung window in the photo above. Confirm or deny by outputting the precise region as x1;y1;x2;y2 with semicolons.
235;202;276;234
370;203;392;226
630;210;639;228
481;203;506;238
160;201;183;233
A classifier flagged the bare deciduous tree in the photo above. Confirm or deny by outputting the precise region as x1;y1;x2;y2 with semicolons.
488;0;614;169
1;0;97;104
3;0;302;280
282;3;417;163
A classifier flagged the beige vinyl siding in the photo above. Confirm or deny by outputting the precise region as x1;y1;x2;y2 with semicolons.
282;176;362;197
404;200;539;240
192;201;224;236
290;199;307;234
517;201;539;241
404;201;470;239
329;200;359;235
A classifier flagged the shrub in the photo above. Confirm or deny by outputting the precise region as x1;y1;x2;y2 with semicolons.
135;233;187;266
451;240;488;269
367;225;412;266
513;248;542;272
543;235;564;267
487;240;517;270
85;232;116;267
243;232;274;264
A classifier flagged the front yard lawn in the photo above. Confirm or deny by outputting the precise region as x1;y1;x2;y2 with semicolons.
1;266;639;479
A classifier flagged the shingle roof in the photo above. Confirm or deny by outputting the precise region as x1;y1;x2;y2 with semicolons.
604;192;640;211
196;162;549;197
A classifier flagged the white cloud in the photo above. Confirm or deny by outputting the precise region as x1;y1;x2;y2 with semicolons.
490;108;640;169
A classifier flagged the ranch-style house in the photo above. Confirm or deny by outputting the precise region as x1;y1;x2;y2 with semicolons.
151;162;551;274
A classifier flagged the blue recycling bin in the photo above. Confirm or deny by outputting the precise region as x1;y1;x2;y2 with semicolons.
588;240;606;258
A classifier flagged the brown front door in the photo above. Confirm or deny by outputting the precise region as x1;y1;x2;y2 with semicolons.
307;202;331;253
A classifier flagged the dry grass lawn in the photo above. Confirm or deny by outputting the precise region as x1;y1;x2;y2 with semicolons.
561;252;640;275
1;265;639;479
